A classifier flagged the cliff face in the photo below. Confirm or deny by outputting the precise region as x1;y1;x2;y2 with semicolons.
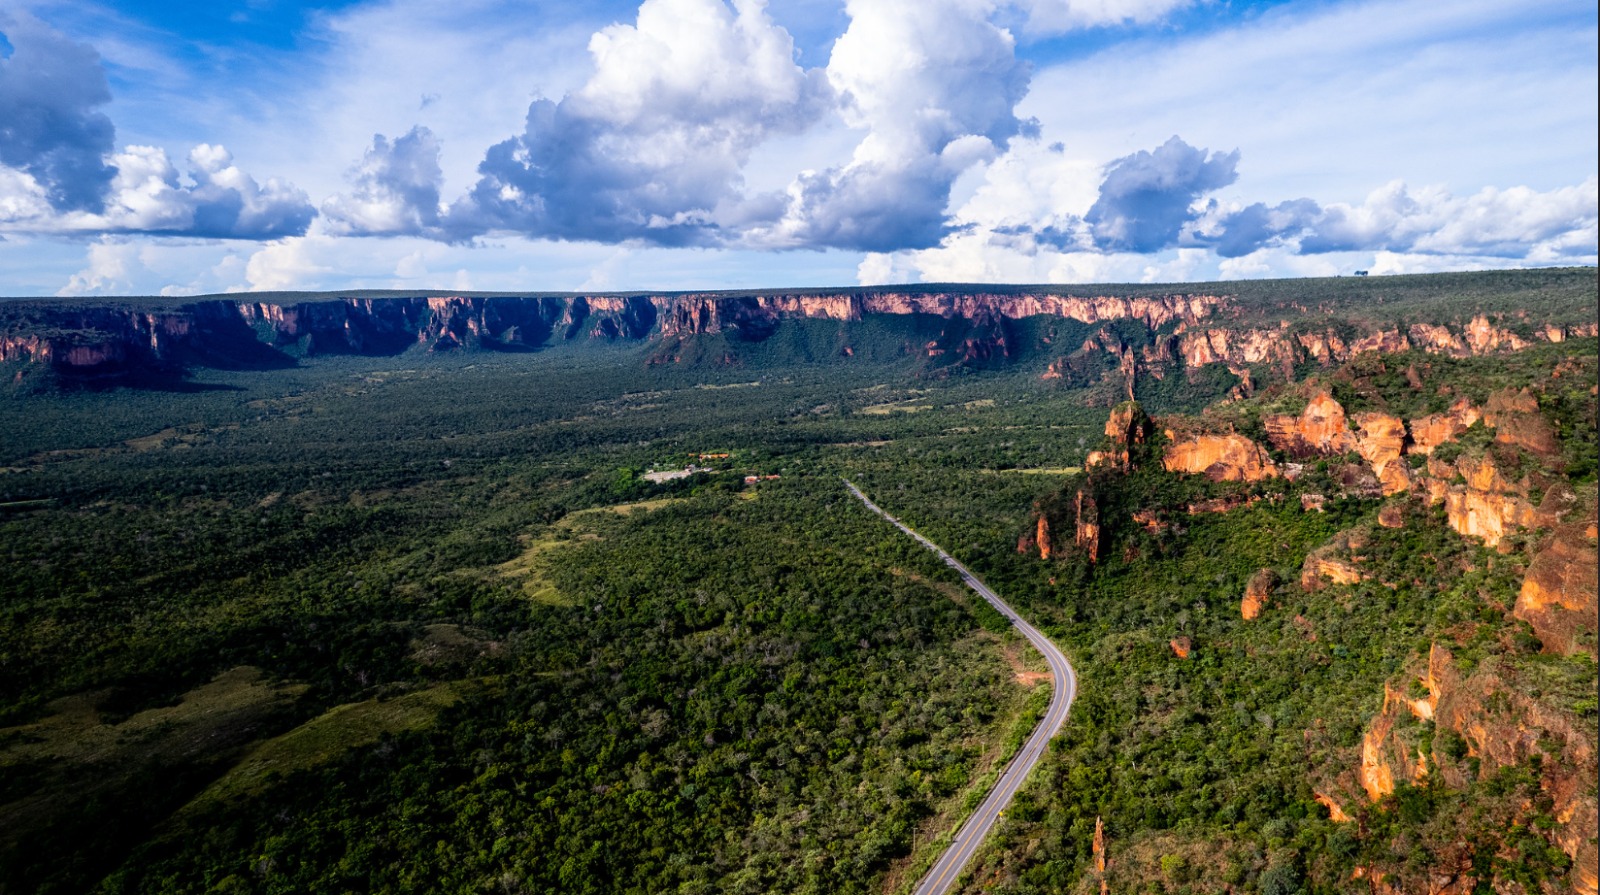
1514;514;1600;657
1241;569;1277;620
1161;431;1278;482
1086;402;1154;471
1338;643;1600;894
1174;314;1587;375
1408;399;1481;454
1;291;1224;384
9;285;1592;390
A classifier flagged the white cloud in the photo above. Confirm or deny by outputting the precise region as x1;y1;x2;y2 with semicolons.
1015;0;1193;34
56;238;143;295
1021;0;1597;201
2;142;314;238
243;236;337;292
322;127;444;236
443;0;829;244
752;0;1033;251
1304;177;1598;259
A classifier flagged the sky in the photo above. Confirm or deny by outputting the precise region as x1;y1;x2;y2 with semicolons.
0;0;1595;295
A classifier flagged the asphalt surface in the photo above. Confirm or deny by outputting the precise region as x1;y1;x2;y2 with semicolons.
844;480;1078;895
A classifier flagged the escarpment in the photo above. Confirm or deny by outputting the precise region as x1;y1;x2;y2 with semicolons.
6;270;1594;389
0;290;1224;384
1327;641;1600;894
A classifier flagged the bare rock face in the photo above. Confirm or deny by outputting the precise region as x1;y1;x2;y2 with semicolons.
1483;387;1561;457
1300;530;1369;591
1464;313;1529;354
1162;431;1279;482
2;290;1231;383
1352;411;1411;495
1439;454;1538;548
1088;401;1154;470
1407;322;1469;356
1179;327;1287;368
1515;515;1600;656
1342;643;1600;893
1348;328;1410;355
1265;391;1357;456
1036;514;1053;561
1301;553;1365;590
1241;569;1277;620
1074;488;1101;561
1377;502;1405;529
1315;791;1353;823
1407;399;1481;455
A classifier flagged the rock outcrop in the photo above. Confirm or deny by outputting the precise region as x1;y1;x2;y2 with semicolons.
1086;401;1154;471
1407;399;1481;455
1514;515;1600;656
1351;412;1409;494
1;290;1228;384
1483;387;1560;458
1162;431;1278;482
1340;643;1599;894
1172;313;1577;378
1074;489;1102;562
1431;454;1539;548
1241;569;1277;620
1300;530;1370;591
1264;391;1357;456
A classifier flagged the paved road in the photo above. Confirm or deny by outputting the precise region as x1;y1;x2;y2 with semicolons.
844;480;1078;895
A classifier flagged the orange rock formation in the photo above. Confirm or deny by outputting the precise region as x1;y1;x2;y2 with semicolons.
1514;516;1600;656
1162;431;1279;482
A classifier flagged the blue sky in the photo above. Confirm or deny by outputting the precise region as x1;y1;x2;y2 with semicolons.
1;0;1594;295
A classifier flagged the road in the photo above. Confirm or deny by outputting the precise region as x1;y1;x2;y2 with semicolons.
844;480;1078;895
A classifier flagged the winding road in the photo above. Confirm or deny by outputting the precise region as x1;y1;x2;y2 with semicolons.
844;480;1078;895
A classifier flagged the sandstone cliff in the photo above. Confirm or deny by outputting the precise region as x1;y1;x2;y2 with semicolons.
1161;430;1278;482
1514;512;1600;657
1;290;1225;383
1336;642;1599;894
8;282;1592;391
1085;402;1154;471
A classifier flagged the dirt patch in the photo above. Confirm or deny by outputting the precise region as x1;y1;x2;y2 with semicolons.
998;637;1053;687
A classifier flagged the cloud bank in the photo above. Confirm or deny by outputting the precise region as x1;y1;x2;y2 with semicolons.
6;0;1597;296
0;13;314;239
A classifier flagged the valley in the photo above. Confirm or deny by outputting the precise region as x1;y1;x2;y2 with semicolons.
0;268;1595;894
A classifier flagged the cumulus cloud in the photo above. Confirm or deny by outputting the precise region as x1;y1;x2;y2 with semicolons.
1301;178;1599;258
755;0;1034;251
167;144;315;238
57;238;144;295
0;16;314;240
2;142;315;238
1085;135;1238;252
445;0;829;245
322;126;444;236
851;127;1597;285
1193;198;1321;258
0;13;117;213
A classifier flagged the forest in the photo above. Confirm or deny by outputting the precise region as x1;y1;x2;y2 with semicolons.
1;269;1595;894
